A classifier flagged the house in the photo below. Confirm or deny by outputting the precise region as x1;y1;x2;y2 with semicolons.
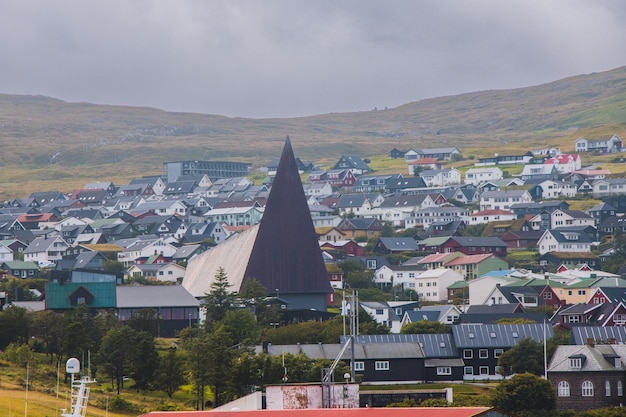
404;147;462;162
116;285;200;337
129;176;167;195
320;240;366;257
332;155;371;175
426;220;466;237
23;235;70;266
345;333;465;383
335;194;374;217
315;227;347;243
544;153;582;174
453;323;553;381
418;168;461;187
591;178;626;198
303;182;333;197
529;180;578;199
467;209;516;226
407;158;444;175
337;218;385;239
204;206;264;227
360;301;401;330
413;206;470;229
374;264;420;291
385;176;427;193
0;243;13;262
260;341;426;384
127;262;186;283
45;270;120;311
464;167;503;185
440;236;508;257
414;269;464;302
537;229;593;255
116;238;178;267
401;305;462;326
479;190;533;211
499;230;543;250
325;263;344;289
575;134;623;153
1;261;41;278
548;343;626;412
551;209;596;229
353;174;404;193
372;237;418;254
520;164;559;182
475;152;533;166
444;253;509;281
416;251;464;269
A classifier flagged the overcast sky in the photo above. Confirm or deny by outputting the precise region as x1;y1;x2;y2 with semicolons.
1;1;625;118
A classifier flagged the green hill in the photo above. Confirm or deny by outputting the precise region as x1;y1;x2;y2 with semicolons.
1;66;626;199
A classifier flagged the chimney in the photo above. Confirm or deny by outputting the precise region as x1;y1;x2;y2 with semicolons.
587;338;595;347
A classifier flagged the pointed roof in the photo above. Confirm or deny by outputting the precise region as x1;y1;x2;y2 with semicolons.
243;137;332;295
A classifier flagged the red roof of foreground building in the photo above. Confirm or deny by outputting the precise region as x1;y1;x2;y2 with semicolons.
141;407;513;417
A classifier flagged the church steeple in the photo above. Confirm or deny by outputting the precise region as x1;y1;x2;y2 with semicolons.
243;137;332;295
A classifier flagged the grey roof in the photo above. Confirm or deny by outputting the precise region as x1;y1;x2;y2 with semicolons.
571;326;626;345
424;358;465;368
264;342;424;360
548;344;626;373
452;323;553;348
343;333;456;358
115;285;200;308
377;237;419;251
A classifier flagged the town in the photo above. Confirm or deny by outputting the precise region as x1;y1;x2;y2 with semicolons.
2;134;626;417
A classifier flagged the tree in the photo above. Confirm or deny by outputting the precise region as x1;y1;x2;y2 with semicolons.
344;269;375;289
98;326;137;394
491;372;556;416
185;332;213;410
204;267;236;325
497;337;544;377
62;304;102;364
205;324;235;407
401;320;452;334
221;309;259;346
30;310;65;364
154;347;186;398
0;305;31;349
129;330;159;390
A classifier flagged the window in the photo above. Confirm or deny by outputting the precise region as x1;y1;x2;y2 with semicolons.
494;349;504;358
463;349;473;359
582;380;594;397
353;361;364;371
570;358;582;369
479;366;489;375
375;309;384;315
464;366;474;375
437;367;452;375
367;260;376;269
606;380;611;397
479;349;488;359
375;361;390;371
618;381;623;397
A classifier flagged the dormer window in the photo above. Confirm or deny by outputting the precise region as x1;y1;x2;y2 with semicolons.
570;357;583;369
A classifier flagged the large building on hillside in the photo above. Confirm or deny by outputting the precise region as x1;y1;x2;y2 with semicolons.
182;138;333;311
163;160;251;183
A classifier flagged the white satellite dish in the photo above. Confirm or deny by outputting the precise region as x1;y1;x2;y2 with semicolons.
66;358;80;375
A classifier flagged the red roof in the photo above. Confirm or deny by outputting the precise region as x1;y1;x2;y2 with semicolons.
445;253;495;266
141;407;509;417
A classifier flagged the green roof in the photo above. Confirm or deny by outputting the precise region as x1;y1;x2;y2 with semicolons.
447;280;468;289
418;236;451;246
45;282;117;310
1;260;40;269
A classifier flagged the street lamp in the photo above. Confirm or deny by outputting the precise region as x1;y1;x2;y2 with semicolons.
343;372;351;408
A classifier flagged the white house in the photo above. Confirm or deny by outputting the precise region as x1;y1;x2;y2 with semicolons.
415;269;464;303
23;236;70;266
374;264;425;290
544;154;581;174
467;209;516;226
419;168;461;187
464;167;503;185
575;134;623;153
550;209;595;229
0;243;13;262
534;180;577;199
537;229;593;255
127;262;186;283
117;238;178;267
468;274;520;305
479;190;533;211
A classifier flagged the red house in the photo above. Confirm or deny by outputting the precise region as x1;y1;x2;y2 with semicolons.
439;236;508;257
